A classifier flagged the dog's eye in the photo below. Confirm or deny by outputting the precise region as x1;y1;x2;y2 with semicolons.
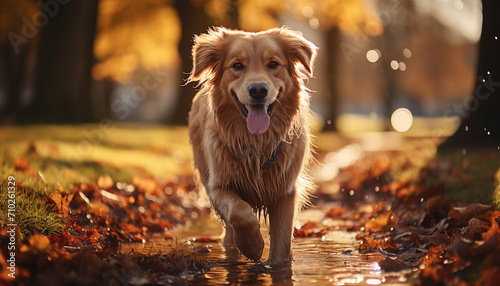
233;63;244;71
268;61;279;69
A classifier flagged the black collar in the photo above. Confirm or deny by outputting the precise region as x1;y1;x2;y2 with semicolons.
261;141;282;170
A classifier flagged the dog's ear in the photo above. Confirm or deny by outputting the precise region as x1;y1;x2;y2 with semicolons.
276;28;318;78
188;27;228;85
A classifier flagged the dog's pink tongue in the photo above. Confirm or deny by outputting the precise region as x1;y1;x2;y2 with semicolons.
246;104;270;135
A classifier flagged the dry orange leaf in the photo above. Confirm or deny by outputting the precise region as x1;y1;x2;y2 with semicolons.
14;156;30;171
365;211;397;233
301;221;320;229
46;193;74;218
482;219;500;241
97;174;114;189
325;207;347;218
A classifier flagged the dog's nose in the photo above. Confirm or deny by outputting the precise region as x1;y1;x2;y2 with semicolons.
248;83;268;100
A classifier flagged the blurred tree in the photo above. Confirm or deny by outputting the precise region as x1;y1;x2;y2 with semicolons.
171;0;214;125
92;0;180;83
286;0;382;131
0;0;39;123
25;0;99;123
92;0;180;121
439;0;500;150
376;0;416;130
172;0;237;125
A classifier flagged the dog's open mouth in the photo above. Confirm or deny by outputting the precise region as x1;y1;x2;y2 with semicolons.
232;89;281;135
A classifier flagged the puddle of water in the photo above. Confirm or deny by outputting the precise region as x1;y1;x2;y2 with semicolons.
121;215;412;285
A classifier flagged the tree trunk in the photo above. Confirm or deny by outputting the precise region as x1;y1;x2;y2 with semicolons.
25;0;99;123
438;0;500;151
0;37;33;123
170;0;213;125
322;27;341;131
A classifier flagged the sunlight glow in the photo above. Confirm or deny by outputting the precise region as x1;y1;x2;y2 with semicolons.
319;144;364;181
366;278;382;285
391;108;413;132
334;144;363;168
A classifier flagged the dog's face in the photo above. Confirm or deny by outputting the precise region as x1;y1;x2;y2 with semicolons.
190;27;317;135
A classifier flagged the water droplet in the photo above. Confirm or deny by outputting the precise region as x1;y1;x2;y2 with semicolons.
420;198;424;203
487;71;491;75
487;132;491;135
462;148;467;155
349;190;355;196
484;127;487;131
495;36;498;40
375;186;380;192
465;126;469;131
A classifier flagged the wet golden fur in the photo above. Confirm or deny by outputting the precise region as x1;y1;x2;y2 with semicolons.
188;27;317;263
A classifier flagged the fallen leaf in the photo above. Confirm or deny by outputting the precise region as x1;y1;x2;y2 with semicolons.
294;228;326;237
14;156;30;171
357;235;381;251
365;211;397;232
301;221;320;229
97;174;114;189
378;257;410;271
326;207;347;218
449;203;491;224
46;193;74;218
475;268;500;286
482;219;500;241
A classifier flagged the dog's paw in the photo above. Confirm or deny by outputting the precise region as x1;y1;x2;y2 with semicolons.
229;202;264;261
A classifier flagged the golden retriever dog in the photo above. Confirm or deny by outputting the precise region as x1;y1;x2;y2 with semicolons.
188;27;317;264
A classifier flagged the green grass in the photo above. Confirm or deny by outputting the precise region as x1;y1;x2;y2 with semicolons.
0;165;61;239
0;124;193;238
0;124;192;178
435;149;500;206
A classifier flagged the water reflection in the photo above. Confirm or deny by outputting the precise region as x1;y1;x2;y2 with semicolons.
121;217;411;285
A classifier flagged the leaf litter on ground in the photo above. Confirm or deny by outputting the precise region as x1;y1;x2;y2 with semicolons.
1;141;212;285
2;136;500;285
310;142;500;286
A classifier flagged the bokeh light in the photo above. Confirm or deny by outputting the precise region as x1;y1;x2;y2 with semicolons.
366;49;381;63
391;108;414;132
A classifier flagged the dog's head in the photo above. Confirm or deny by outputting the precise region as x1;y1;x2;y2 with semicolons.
189;27;317;136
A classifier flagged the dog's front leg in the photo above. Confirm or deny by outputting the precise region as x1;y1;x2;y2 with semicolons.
210;188;264;261
267;191;296;264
